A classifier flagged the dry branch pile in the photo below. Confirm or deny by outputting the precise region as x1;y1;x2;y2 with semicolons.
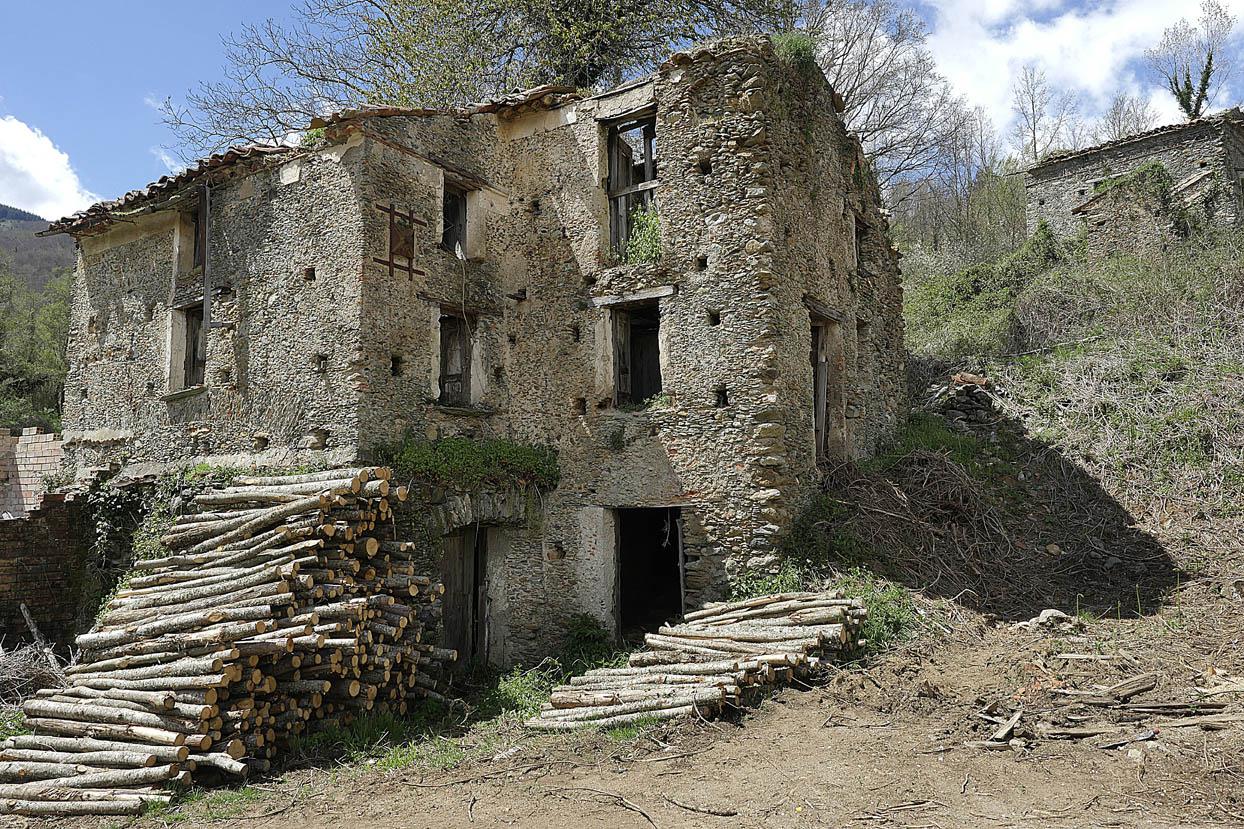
528;592;867;730
0;467;453;817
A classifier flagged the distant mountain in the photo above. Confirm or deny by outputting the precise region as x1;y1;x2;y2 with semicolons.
0;203;75;291
0;203;45;222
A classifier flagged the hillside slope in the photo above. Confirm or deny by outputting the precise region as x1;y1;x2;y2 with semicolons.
0;202;75;291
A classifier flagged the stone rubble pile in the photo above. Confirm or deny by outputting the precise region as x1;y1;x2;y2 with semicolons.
0;467;453;818
528;591;867;730
923;372;1001;427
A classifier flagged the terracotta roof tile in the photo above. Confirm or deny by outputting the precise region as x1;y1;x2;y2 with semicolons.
42;144;297;236
1028;108;1244;173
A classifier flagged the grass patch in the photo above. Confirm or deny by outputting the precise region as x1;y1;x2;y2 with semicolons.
772;31;818;72
865;412;990;473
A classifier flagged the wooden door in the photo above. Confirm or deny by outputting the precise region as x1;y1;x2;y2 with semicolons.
439;528;488;667
613;309;632;404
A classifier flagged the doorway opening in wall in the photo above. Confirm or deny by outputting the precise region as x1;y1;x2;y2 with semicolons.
440;526;489;668
613;301;662;406
617;507;683;643
811;315;847;459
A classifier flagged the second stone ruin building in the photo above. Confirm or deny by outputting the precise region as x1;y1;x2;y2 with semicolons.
1025;107;1244;255
40;38;905;665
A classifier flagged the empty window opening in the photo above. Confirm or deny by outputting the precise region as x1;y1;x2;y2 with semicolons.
606;113;658;254
707;309;721;326
442;184;467;254
217;367;232;385
695;253;709;271
80;387;88;399
1078;188;1088;196
493;366;503;382
613;301;661;405
174;304;206;390
440;526;491;668
1037;198;1046;206
438;314;473;405
390;354;404;377
714;386;729;408
811;316;847;459
303;267;316;281
253;434;270;451
313;353;329;373
618;507;683;640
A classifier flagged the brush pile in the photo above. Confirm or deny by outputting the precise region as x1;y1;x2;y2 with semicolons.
0;466;452;817
528;591;867;730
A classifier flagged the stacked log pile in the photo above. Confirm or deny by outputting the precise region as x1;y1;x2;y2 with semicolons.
0;467;453;817
529;591;867;730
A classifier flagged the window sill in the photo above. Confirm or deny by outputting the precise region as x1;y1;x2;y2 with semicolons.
161;385;208;402
432;403;496;417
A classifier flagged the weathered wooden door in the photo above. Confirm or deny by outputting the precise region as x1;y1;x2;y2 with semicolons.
439;528;488;667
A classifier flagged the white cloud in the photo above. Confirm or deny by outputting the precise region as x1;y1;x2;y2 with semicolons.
924;0;1244;135
150;147;185;175
0;115;97;221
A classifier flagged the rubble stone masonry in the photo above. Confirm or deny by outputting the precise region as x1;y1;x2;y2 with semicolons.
50;38;905;662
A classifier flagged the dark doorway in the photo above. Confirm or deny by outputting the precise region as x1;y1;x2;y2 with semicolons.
617;507;683;641
439;527;488;668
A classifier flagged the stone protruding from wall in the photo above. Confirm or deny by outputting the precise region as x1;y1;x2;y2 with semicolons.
0;493;89;646
0;428;64;518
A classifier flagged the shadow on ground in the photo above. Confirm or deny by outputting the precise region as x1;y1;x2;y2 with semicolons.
824;411;1183;622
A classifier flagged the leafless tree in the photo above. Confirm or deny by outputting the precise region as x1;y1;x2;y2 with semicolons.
1010;65;1082;165
1145;0;1237;119
805;0;970;188
1092;93;1161;144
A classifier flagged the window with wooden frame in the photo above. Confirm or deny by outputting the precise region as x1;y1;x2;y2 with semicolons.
441;184;468;254
170;302;206;391
438;313;473;405
613;300;662;406
606;112;657;254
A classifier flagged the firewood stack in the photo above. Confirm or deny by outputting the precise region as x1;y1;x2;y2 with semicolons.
529;591;867;731
0;467;453;817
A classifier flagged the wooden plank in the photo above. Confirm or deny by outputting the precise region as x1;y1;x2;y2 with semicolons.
591;285;677;308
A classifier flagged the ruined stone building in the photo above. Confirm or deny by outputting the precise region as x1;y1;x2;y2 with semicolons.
1025;108;1244;254
38;38;905;663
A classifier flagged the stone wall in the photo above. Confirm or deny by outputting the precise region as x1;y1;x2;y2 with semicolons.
0;494;90;646
1024;116;1244;238
55;37;906;665
0;428;63;518
61;141;370;471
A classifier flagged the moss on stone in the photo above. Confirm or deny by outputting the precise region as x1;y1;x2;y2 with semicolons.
373;435;559;492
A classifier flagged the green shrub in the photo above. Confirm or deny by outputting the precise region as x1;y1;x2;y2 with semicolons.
0;708;28;740
623;205;660;264
372;435;559;492
829;568;920;654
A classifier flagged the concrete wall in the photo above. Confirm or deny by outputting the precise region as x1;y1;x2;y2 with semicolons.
1025;118;1244;238
0;428;63;518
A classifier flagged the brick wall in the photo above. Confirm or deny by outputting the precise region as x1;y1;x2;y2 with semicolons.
0;493;90;646
0;428;65;518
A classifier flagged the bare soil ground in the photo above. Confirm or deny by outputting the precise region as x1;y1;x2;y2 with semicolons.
13;414;1244;829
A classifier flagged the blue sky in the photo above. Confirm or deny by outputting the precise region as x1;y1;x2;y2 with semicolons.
0;2;297;219
1;1;1241;220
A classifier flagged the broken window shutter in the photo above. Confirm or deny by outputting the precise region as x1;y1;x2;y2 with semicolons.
614;309;631;403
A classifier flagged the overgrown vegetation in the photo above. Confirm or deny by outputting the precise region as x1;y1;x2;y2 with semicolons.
373;434;559;492
905;220;1073;359
771;31;818;72
623;205;661;264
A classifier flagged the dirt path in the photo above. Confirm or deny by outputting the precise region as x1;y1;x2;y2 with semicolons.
83;606;1241;829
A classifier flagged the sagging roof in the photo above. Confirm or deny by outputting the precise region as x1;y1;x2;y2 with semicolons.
44;84;585;237
312;84;581;129
42;145;296;237
1028;107;1244;174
